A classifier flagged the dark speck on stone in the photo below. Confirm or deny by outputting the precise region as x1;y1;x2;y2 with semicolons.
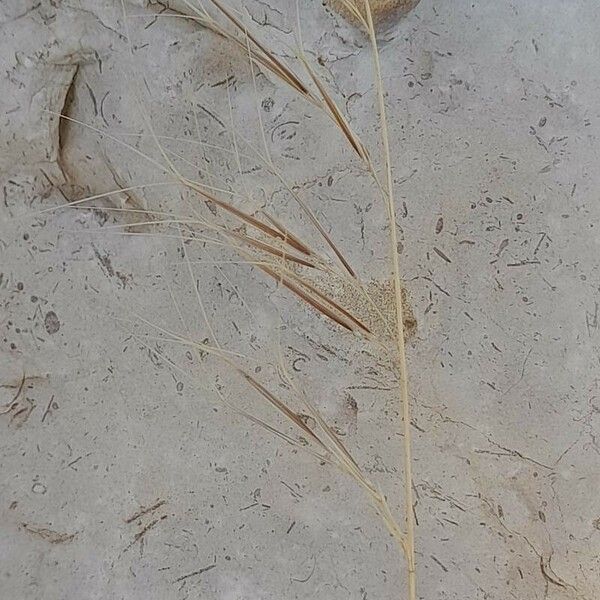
44;311;60;334
261;97;274;112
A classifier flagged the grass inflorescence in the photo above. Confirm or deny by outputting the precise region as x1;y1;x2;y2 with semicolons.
48;2;420;597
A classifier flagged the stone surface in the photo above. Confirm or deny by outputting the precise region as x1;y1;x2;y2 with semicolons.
1;1;599;599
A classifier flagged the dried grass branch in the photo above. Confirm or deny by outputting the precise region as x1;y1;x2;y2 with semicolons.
55;1;420;597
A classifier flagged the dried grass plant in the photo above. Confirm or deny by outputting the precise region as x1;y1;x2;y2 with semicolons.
47;1;420;597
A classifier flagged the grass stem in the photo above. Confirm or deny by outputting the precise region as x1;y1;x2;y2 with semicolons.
363;2;417;598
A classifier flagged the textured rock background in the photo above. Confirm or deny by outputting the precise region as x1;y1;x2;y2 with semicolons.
1;1;599;599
